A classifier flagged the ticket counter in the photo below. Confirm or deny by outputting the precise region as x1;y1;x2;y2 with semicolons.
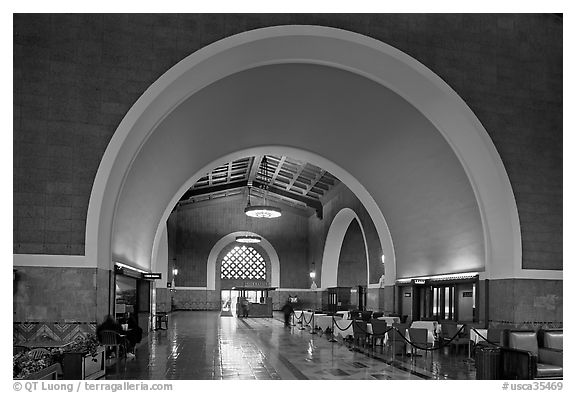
233;287;275;318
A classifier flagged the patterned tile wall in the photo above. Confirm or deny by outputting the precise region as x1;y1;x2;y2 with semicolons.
172;289;220;310
13;322;96;344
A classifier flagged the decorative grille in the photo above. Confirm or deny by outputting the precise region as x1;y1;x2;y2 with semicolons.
220;245;266;280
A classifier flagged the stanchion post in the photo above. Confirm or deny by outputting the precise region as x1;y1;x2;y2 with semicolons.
328;316;337;342
310;312;317;334
465;326;477;363
298;312;306;330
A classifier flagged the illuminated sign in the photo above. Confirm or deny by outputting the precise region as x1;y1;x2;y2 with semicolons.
142;273;162;280
413;279;426;285
404;293;412;297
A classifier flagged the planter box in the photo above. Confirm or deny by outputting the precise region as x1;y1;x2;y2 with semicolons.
62;346;105;380
22;363;62;380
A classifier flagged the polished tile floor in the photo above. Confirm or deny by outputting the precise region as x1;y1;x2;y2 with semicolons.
105;311;476;380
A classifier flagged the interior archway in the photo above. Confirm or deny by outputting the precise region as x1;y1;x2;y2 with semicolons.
87;25;526;288
206;231;280;290
321;208;370;288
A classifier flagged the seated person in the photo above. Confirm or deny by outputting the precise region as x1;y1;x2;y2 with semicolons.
96;315;126;358
96;314;123;339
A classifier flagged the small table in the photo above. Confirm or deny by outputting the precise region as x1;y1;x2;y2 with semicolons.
377;316;400;325
410;321;438;345
315;315;342;331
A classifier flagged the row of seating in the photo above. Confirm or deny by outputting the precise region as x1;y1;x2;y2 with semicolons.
350;320;445;357
499;329;563;379
348;310;408;323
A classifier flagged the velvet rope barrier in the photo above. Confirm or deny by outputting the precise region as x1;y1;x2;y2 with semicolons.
343;323;469;352
292;311;303;322
388;324;468;351
302;312;314;325
332;316;354;332
327;318;473;354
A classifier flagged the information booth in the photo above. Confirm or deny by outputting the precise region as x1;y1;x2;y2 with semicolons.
233;286;275;318
328;287;351;313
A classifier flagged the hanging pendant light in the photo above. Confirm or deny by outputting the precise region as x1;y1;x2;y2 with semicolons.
244;156;282;218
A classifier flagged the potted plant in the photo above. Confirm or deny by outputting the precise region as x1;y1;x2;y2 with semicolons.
13;350;61;380
61;334;105;380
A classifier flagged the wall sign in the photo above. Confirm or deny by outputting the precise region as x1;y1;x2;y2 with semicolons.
142;273;162;280
462;291;473;297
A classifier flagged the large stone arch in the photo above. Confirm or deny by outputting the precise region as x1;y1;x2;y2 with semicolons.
85;25;545;290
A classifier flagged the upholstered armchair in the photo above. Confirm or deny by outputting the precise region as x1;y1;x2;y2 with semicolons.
538;330;563;352
501;330;563;379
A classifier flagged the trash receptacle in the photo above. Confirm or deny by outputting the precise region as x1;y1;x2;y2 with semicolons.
475;346;502;379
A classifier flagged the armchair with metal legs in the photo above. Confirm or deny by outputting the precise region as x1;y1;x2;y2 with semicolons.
98;330;128;373
408;328;430;358
387;326;407;357
352;320;370;348
370;319;388;352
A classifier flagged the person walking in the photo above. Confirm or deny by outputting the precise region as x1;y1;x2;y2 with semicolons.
281;299;294;327
240;298;250;318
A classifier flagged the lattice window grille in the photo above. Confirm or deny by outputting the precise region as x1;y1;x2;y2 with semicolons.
220;245;266;280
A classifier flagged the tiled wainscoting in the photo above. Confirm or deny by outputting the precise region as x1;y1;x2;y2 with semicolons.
172;289;220;310
13;321;96;343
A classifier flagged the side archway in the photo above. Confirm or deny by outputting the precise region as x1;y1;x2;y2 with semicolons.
206;232;280;290
321;208;372;288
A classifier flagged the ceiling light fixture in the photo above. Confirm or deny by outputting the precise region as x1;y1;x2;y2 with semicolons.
236;235;262;244
244;156;282;218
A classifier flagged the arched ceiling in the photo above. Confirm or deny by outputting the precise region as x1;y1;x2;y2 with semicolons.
111;63;485;279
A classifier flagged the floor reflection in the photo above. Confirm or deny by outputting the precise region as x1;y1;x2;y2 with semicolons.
105;311;476;380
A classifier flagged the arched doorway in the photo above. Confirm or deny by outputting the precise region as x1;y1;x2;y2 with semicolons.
218;243;270;316
321;208;371;288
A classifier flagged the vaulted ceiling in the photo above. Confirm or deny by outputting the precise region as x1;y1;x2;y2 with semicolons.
178;155;341;217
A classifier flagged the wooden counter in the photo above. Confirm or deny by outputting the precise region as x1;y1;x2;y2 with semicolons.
248;302;273;318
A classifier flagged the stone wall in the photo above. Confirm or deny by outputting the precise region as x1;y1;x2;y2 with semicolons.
171;195;309;288
13;266;104;342
13;266;99;322
155;287;171;313
488;279;563;329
